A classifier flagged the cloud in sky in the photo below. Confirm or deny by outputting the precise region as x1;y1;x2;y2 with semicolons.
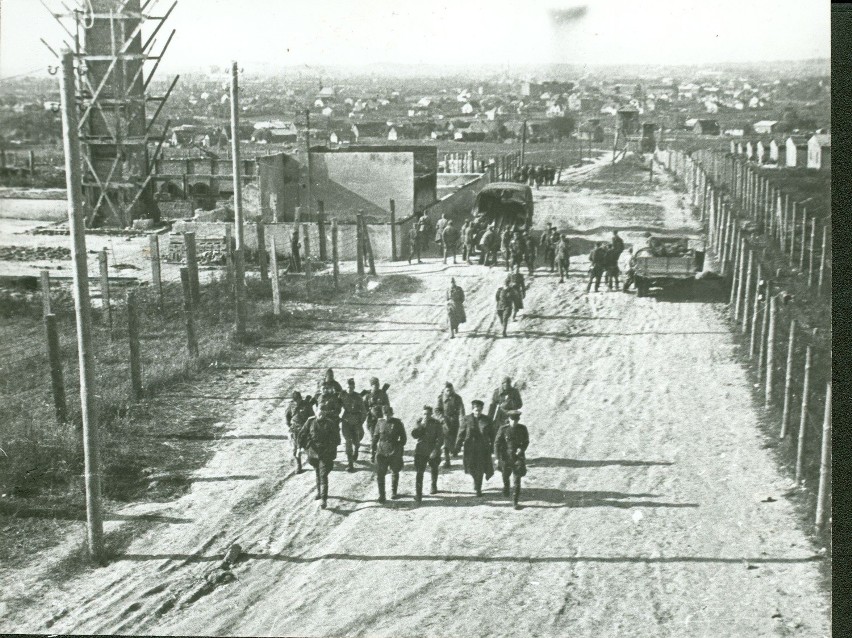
0;0;830;77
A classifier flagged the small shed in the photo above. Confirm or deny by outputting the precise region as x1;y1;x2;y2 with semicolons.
693;119;720;136
753;120;778;135
807;134;831;170
785;135;809;168
756;139;770;164
769;139;785;164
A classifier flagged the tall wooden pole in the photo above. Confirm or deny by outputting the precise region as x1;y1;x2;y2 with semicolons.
317;200;327;261
127;290;142;401
44;313;67;424
749;264;762;357
59;50;103;562
40;269;52;316
807;217;816;289
305;108;314;221
270;236;281;316
331;218;339;290
389;199;397;262
149;234;163;308
521;118;527;165
230;61;247;338
794;346;813;483
817;225;828;295
741;250;753;334
355;214;365;292
98;249;112;337
815;383;831;531
764;295;776;408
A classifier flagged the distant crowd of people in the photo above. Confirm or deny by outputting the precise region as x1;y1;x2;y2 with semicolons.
287;371;530;510
511;164;559;188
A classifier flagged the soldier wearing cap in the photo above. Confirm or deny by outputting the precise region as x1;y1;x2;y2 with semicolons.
340;378;367;472
455;399;496;496
302;406;341;509
411;405;444;503
285;390;315;473
372;405;407;503
435;382;465;468
363;376;390;437
316;368;343;420
489;376;523;427
495;411;530;509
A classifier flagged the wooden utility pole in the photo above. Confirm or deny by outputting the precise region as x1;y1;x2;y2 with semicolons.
741;250;753;334
389;199;397;261
270;236;281;316
302;223;312;281
807;217;816;288
817;225;828;295
184;231;200;306
764;295;776;408
305;108;314;221
794;346;813;483
363;216;377;276
40;270;52;316
780;320;797;439
59;50;103;562
317;201;327;260
815;383;831;531
355;213;365;292
256;223;268;283
521;119;527;165
148;235;163;308
230;61;247;339
180;268;199;358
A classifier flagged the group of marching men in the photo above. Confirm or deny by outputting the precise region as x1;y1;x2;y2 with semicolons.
286;371;529;510
512;164;559;188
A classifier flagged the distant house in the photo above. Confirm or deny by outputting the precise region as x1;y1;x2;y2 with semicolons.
460;102;474;115
577;119;604;143
725;128;746;137
785;135;809;168
769;139;785;164
251;121;298;144
170;124;201;147
328;128;356;145
753;120;778;135
352;120;389;138
807;134;831;170
693;119;720;135
684;118;698;130
317;86;335;99
321;106;334;117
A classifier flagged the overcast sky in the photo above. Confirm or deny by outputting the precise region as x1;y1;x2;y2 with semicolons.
0;0;830;79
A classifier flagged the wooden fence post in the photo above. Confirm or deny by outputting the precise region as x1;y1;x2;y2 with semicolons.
317;201;328;261
389;199;397;262
331;218;339;291
98;249;113;336
749;264;762;357
362;214;377;275
149;235;163;308
127;290;142;401
40;269;51;316
789;202;798;267
44;313;67;424
817;225;828;295
180;267;199;358
764;294;776;407
794;345;813;483
733;238;746;319
184;231;200;306
224;225;234;297
815;383;831;531
257;223;268;283
270;236;281;316
741;249;754;334
302;222;312;281
799;208;808;271
807;217;816;288
355;214;365;292
780;320;797;439
729;233;741;310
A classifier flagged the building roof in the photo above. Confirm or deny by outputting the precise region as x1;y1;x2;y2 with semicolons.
787;135;809;146
810;133;831;147
753;120;778;127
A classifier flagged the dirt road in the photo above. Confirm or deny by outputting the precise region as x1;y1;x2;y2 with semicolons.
0;160;829;636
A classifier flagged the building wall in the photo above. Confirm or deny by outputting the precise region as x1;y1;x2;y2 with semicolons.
786;142;808;168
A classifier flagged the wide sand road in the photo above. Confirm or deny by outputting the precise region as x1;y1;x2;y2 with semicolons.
1;162;829;637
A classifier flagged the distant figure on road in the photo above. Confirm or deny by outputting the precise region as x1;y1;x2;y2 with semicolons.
455;399;496;496
507;270;525;320
556;234;571;283
416;215;432;254
372;405;407;503
523;230;536;276
446;277;466;339
495;282;516;337
290;229;302;273
479;224;499;266
460;220;471;262
302;407;340;509
604;245;621;291
495;411;529;510
611;230;625;258
408;225;421;264
411;405;444;503
435;212;449;253
442;219;460;264
501;228;512;271
586;242;608;293
286;390;314;473
436;381;465;468
622;247;636;293
340;378;367;472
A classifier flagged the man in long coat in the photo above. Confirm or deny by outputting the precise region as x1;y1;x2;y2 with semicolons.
302;407;340;509
372;405;407;503
495;283;516;337
363;376;391;437
411;405;444;503
340;378;367;472
556;234;571;283
495;411;530;509
435;381;465;468
442;219;460;264
455;399;496;496
446;278;466;339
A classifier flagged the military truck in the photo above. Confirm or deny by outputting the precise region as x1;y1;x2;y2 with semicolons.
631;236;705;297
471;182;534;231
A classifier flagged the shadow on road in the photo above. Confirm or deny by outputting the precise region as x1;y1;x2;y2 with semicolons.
526;457;673;468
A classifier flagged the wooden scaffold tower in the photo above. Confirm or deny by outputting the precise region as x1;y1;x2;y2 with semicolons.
42;0;179;227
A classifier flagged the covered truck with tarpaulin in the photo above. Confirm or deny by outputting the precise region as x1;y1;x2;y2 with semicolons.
631;236;705;297
471;182;534;231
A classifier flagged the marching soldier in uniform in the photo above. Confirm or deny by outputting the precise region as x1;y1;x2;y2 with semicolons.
495;411;529;510
408;225;422;264
489;376;523;428
501;227;512;271
509;266;526;319
340;378;367;472
442;219;460;264
411;406;444;503
372;405;407;503
316;368;343;420
586;242;608;293
455;399;496;496
435;382;465;468
363;376;391;437
495;282;517;337
285;390;315;473
446;278;466;339
302;406;341;509
556;234;571;283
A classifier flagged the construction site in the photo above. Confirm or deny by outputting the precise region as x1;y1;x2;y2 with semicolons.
0;1;833;636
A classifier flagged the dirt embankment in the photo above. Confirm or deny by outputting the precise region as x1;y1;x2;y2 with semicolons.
0;158;830;637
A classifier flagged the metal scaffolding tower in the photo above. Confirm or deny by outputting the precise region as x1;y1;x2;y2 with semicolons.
43;0;179;227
